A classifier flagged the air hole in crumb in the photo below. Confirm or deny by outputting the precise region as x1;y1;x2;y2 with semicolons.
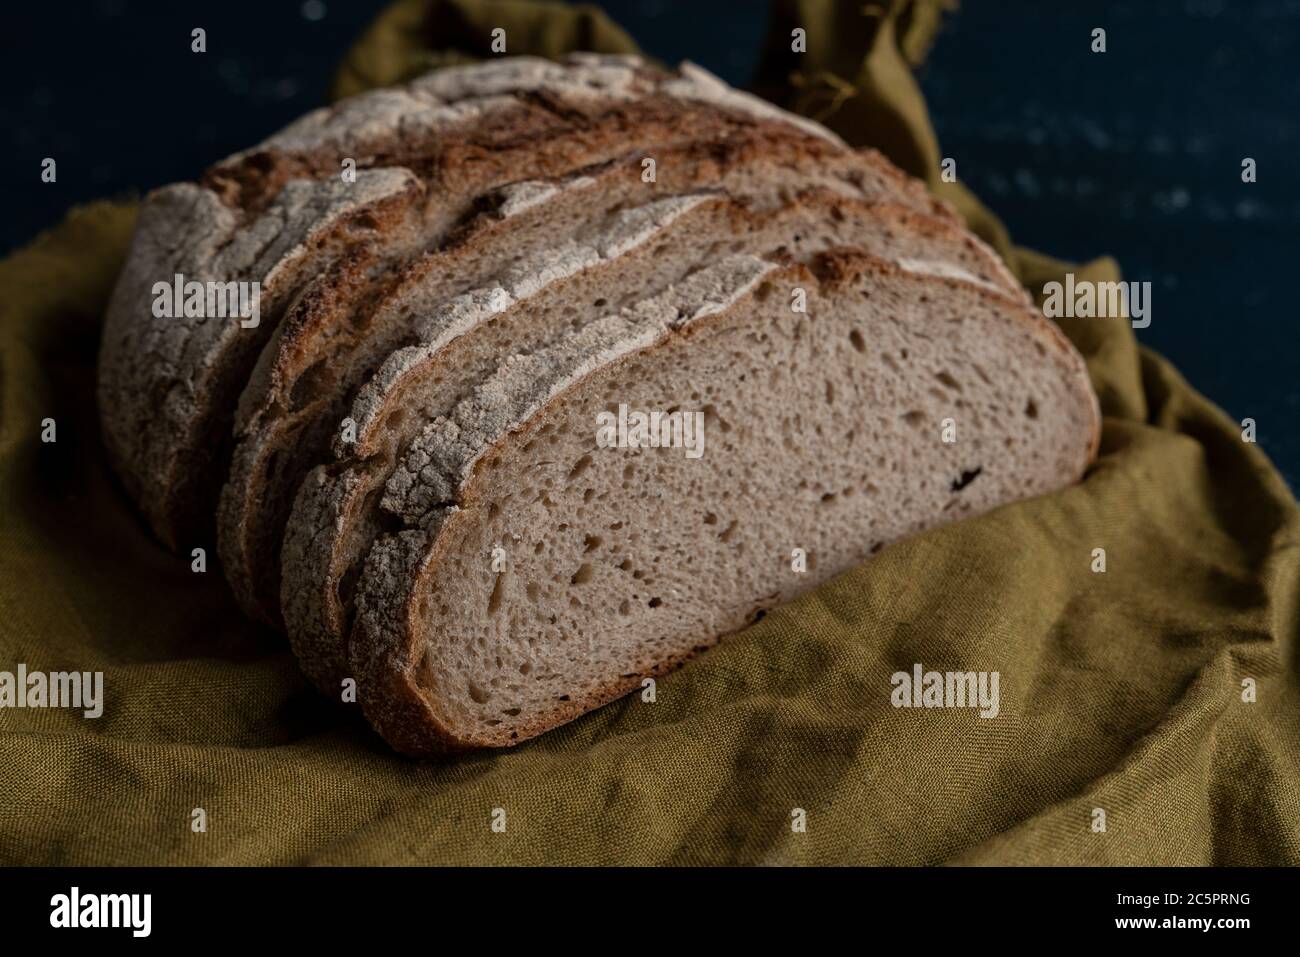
571;563;593;585
583;534;602;553
902;410;926;428
568;454;593;481
487;575;505;614
703;512;718;525
1025;399;1039;419
935;370;963;392
950;467;983;492
468;682;491;704
648;597;662;608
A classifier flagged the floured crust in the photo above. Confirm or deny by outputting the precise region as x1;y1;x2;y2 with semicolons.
349;251;1099;754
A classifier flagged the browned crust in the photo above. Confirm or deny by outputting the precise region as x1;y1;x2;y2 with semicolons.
351;252;1100;754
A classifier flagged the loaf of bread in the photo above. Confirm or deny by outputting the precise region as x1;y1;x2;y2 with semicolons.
97;54;1099;754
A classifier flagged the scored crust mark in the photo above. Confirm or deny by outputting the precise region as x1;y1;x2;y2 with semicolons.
348;251;1098;755
280;184;1025;695
205;56;846;207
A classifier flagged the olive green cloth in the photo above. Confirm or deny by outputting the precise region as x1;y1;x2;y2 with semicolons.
1;0;1296;866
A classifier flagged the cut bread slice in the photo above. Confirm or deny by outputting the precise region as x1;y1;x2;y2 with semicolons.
226;130;1005;627
101;54;875;551
282;191;1027;696
349;250;1099;754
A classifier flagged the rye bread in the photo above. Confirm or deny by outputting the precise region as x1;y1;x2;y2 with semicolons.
225;125;997;627
348;250;1098;754
100;54;868;551
282;189;1023;695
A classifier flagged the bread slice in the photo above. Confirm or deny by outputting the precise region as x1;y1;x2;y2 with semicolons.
224;128;1002;628
100;54;870;551
348;250;1099;754
282;190;1027;697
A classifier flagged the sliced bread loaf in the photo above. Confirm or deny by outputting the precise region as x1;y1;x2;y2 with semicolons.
282;189;1026;696
100;55;866;551
348;250;1099;753
225;126;1004;626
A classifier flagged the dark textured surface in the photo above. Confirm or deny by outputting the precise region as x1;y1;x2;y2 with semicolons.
2;0;1294;485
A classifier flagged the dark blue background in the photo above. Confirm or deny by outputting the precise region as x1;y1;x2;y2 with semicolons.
2;0;1295;487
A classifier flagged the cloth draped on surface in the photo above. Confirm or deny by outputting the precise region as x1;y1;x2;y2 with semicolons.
0;0;1295;865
